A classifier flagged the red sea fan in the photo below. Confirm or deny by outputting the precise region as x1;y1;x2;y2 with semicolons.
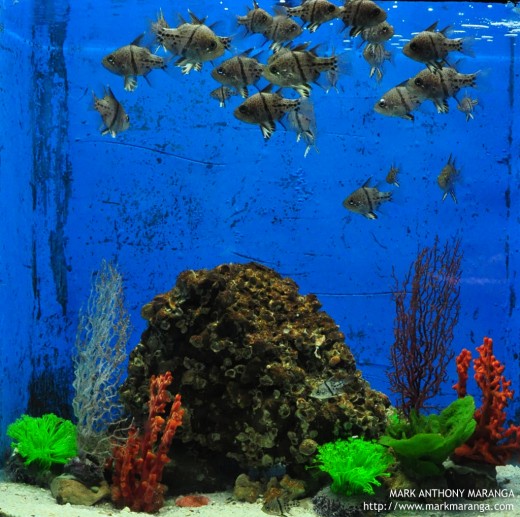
453;337;520;465
111;371;184;512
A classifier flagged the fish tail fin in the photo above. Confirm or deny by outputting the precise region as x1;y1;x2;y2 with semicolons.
459;36;476;58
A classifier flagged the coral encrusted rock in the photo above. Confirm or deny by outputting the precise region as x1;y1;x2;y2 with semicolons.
120;262;389;485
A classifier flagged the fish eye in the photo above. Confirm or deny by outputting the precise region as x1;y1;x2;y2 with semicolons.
107;55;115;64
414;78;424;87
208;41;217;50
269;65;279;75
382;27;388;33
327;5;336;12
410;42;418;51
238;105;250;114
289;25;297;32
348;200;357;206
216;67;225;75
371;8;381;16
258;13;267;22
378;99;386;107
125;115;130;122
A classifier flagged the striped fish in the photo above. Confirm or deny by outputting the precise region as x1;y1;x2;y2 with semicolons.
151;10;231;74
403;21;474;71
343;178;392;220
101;34;167;91
340;0;387;37
262;43;338;97
286;0;341;33
211;51;265;98
233;86;301;139
373;83;423;121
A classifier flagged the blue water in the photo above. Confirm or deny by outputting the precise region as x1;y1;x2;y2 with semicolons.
1;0;519;459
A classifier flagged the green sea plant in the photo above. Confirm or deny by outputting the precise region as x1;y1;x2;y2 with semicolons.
379;396;476;478
311;437;394;496
7;413;77;470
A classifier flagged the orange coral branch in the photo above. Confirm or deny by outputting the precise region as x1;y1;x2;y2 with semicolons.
453;337;520;465
111;372;184;513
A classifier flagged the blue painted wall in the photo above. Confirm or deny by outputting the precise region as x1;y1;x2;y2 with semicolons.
1;0;520;458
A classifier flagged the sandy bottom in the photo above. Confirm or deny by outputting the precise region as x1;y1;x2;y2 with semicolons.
0;465;519;517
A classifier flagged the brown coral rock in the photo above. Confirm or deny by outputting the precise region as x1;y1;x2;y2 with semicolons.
120;263;389;486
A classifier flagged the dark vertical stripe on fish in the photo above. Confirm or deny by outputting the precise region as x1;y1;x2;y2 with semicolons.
258;92;275;128
428;33;441;60
438;70;450;98
108;98;121;132
237;56;248;86
180;25;202;57
271;18;280;41
291;51;308;82
396;86;412;113
309;0;318;23
350;0;363;27
129;46;139;76
361;187;374;213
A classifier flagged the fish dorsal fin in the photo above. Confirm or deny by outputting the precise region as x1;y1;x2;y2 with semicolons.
440;25;452;36
260;83;273;93
188;10;207;25
273;5;288;16
362;177;372;188
424;21;439;32
292;42;311;52
396;79;410;88
309;44;321;55
253;0;259;8
106;86;116;99
130;33;145;46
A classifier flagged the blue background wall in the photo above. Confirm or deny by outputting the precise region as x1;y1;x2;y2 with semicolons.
1;0;520;458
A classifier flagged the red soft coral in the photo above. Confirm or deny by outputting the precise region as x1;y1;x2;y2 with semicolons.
453;337;520;465
111;371;184;512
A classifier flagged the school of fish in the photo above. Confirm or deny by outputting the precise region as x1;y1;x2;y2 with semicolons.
94;0;482;226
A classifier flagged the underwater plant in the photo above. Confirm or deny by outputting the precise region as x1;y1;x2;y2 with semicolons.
452;337;520;465
311;437;394;496
111;371;184;513
379;396;476;478
72;259;130;463
389;236;462;415
6;413;77;470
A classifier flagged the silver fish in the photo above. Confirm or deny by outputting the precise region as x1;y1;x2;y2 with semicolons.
403;21;473;71
310;376;351;399
151;10;231;74
210;86;239;107
362;42;391;82
233;86;301;139
287;99;318;157
261;7;303;51
101;34;167;91
92;86;130;138
286;0;341;33
437;154;459;203
237;1;274;34
361;20;395;44
457;94;478;121
385;164;400;187
343;178;392;219
406;67;477;114
374;83;423;121
340;0;388;37
211;51;265;98
262;43;338;97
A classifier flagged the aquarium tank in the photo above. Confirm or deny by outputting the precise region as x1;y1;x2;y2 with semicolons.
1;0;520;510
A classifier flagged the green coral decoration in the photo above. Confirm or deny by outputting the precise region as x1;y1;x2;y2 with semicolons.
7;413;77;470
311;437;394;496
379;396;476;479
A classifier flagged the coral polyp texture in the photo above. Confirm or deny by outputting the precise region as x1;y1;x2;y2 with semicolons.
120;262;389;481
